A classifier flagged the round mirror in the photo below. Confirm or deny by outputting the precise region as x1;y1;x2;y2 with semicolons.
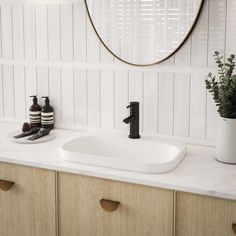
85;0;204;66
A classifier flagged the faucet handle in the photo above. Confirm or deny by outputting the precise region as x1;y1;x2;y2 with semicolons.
127;102;139;109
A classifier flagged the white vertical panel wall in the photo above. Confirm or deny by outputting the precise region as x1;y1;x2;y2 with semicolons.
0;0;233;143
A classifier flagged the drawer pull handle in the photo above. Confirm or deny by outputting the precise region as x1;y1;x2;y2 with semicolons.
0;180;14;191
100;199;120;212
233;223;236;234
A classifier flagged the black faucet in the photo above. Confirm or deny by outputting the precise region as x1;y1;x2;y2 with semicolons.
123;102;140;139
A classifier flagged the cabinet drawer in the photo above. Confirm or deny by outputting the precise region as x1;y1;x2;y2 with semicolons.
0;162;56;236
58;172;173;236
176;192;236;236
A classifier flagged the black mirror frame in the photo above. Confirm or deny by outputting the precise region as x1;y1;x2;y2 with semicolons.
84;0;205;66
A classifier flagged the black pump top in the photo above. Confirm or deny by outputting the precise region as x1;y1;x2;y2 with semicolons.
42;96;50;106
30;95;38;105
42;96;54;113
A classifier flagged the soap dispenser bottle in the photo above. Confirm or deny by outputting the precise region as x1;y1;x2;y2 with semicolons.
29;95;42;128
41;96;54;130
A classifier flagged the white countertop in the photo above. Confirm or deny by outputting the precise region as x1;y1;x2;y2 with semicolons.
0;122;236;201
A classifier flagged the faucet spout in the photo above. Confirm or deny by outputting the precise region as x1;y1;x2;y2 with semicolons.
123;115;134;124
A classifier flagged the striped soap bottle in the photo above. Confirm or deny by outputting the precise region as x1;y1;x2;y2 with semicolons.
29;96;42;128
41;97;54;130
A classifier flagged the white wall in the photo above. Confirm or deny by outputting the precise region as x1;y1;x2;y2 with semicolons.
0;0;235;142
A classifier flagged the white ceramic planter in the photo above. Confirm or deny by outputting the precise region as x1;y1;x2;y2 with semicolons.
216;117;236;164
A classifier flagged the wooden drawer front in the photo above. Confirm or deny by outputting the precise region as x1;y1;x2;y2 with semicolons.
176;192;236;236
0;162;56;236
58;173;173;236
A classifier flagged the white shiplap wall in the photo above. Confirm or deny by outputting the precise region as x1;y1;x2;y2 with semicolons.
0;0;235;142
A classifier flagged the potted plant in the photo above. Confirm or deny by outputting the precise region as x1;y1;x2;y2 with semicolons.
206;51;236;164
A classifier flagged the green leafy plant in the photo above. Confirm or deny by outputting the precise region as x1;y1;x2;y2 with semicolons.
205;51;236;118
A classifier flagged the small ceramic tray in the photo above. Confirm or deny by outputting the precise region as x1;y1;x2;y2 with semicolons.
7;130;56;144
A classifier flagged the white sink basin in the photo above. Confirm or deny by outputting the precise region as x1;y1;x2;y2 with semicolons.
61;136;186;174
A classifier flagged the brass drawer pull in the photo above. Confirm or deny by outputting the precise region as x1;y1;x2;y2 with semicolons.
100;199;120;212
233;223;236;234
0;180;15;191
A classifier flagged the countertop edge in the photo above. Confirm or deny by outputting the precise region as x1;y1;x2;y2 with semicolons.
1;156;235;202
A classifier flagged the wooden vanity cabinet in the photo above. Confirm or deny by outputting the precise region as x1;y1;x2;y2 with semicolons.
2;161;236;236
0;162;57;236
58;172;174;236
175;192;236;236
